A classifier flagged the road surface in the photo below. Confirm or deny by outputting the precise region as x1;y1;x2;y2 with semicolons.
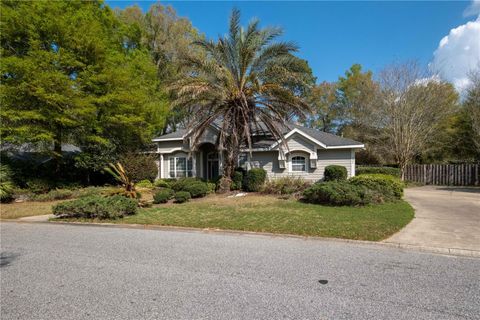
1;222;479;320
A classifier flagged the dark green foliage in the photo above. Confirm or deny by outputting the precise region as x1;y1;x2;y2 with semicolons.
182;182;209;198
0;165;14;203
171;177;200;192
231;171;243;190
303;181;372;206
118;153;158;183
350;174;404;201
52;195;138;219
244;168;267;192
25;179;52;194
32;189;73;202
262;177;311;195
356;166;401;178
174;191;191;203
153;188;175;204
324;165;348;181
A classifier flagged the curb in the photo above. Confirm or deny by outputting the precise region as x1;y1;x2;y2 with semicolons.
2;219;479;258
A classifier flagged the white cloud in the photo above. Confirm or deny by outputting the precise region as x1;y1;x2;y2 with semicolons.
464;0;480;17
430;2;480;93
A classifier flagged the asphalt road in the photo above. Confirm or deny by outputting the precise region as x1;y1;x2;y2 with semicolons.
1;223;479;320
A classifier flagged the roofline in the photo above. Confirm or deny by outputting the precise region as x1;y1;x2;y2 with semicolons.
325;144;365;149
270;128;328;149
152;137;184;142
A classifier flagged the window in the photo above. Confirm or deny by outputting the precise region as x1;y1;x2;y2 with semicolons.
291;156;306;172
169;157;193;178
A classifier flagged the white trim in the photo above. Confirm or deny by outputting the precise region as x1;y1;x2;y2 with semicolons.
288;152;309;173
152;137;184;142
270;128;327;149
350;149;356;177
326;144;365;149
160;154;164;179
156;147;190;154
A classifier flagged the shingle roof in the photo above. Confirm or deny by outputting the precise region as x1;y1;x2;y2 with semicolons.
152;121;363;148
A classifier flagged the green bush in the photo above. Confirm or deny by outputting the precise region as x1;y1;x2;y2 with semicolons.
174;191;191;203
231;170;244;190
25;178;52;194
136;179;154;188
154;179;172;188
350;174;404;201
171;177;201;192
244;168;267;192
324;165;348;181
262;177;311;195
0;165;14;203
32;189;73;202
356;166;400;178
153;188;175;204
52;195;138;219
206;182;216;194
183;181;208;198
118;152;158;182
303;181;372;206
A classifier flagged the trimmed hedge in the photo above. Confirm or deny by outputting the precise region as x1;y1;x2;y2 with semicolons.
171;178;200;192
303;181;372;206
244;168;267;192
262;177;311;195
231;171;243;190
324;165;348;181
153;188;175;204
356;166;400;178
174;191;191;203
52;195;137;219
183;181;209;198
154;179;173;188
350;174;404;201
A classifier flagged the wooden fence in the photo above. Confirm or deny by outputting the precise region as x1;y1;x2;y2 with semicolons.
404;164;480;186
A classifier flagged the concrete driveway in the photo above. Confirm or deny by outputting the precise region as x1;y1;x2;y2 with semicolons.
385;186;480;253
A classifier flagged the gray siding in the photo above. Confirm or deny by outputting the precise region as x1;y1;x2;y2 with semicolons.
285;134;315;152
249;149;354;181
157;140;187;153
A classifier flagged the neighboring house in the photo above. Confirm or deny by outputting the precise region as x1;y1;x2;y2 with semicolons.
152;122;364;181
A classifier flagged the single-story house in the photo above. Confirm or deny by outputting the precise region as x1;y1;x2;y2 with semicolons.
152;122;364;181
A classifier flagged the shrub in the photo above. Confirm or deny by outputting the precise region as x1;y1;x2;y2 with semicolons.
324;165;348;181
118;152;158;182
231;170;244;190
262;177;311;196
244;168;267;192
154;179;172;188
25;178;52;194
350;174;404;201
0;165;14;203
183;181;209;198
206;182;216;194
32;189;73;202
52;195;137;219
356;166;400;178
171;177;200;192
136;179;154;188
153;188;175;204
303;181;372;206
174;191;191;203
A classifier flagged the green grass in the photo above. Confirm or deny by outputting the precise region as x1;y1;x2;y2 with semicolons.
53;195;414;241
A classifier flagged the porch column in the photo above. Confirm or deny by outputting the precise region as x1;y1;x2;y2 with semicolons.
159;153;164;179
191;152;197;177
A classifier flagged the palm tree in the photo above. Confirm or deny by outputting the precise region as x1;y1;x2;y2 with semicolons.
171;9;311;189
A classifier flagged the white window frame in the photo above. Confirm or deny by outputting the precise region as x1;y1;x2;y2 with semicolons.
169;156;193;178
289;153;308;172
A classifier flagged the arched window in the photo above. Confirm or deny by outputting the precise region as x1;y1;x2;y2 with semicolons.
291;156;306;172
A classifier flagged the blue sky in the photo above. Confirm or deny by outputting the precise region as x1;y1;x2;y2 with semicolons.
107;1;479;85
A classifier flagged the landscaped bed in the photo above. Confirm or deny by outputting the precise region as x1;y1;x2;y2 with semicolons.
51;194;414;241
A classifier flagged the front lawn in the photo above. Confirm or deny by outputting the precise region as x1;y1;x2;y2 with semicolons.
53;195;414;241
0;200;61;219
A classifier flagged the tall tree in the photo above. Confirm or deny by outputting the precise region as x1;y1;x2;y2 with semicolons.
373;61;458;177
303;82;340;133
171;9;311;190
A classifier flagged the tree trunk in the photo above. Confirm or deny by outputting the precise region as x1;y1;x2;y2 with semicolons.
53;128;62;174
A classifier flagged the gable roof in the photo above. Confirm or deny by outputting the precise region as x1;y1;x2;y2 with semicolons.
152;122;364;149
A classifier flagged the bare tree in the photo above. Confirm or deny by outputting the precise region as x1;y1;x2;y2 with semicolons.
373;61;458;179
465;70;480;153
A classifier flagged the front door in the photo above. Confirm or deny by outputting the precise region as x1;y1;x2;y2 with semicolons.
206;152;219;180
